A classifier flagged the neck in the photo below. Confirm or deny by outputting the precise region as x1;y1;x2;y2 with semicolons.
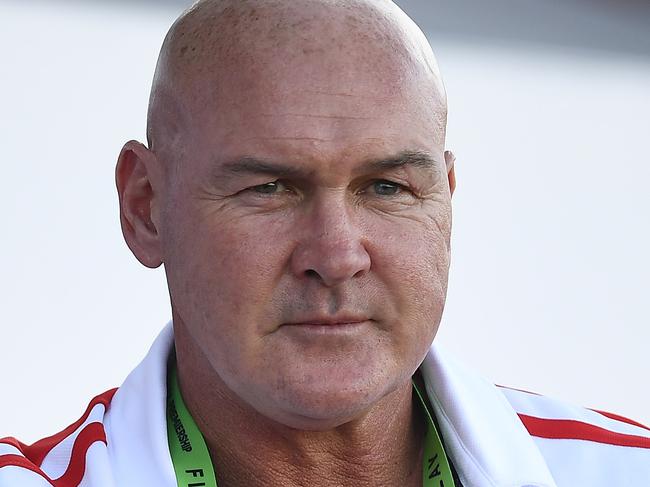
174;323;425;487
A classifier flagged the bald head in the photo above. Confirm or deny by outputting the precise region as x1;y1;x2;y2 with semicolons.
118;0;456;436
146;0;447;159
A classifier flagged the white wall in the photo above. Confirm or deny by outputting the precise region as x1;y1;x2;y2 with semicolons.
1;1;648;443
435;41;650;424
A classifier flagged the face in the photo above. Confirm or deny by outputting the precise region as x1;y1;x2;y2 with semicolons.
159;30;452;430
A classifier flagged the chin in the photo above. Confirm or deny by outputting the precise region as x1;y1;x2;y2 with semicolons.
249;367;404;431
275;393;384;431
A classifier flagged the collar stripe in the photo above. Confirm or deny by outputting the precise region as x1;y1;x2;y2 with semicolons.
519;414;650;449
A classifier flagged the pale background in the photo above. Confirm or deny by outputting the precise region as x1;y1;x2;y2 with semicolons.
1;0;648;443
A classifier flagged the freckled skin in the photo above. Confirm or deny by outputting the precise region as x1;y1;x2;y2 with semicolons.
117;0;455;485
162;79;450;426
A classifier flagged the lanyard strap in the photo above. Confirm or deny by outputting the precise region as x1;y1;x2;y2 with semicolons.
167;363;455;487
167;362;218;487
412;380;457;487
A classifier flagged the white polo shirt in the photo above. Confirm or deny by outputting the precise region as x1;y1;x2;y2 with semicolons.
2;323;649;486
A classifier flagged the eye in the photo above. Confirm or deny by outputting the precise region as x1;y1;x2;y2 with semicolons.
370;180;403;196
250;180;289;194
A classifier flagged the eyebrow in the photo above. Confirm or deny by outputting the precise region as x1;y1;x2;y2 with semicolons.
221;157;310;179
364;150;439;172
218;150;439;179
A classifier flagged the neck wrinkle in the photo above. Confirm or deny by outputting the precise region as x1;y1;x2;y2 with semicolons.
173;321;424;487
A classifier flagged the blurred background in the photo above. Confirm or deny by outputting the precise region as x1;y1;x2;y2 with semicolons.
1;0;649;442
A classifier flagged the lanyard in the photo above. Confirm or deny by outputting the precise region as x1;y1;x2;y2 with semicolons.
412;380;457;487
166;362;456;487
167;362;218;487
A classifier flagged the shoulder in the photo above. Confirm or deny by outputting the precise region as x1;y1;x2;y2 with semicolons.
0;389;117;487
499;384;650;485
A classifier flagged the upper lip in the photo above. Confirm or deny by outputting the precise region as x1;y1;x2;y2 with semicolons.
284;315;370;326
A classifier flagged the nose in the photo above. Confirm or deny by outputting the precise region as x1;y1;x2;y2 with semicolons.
290;194;371;287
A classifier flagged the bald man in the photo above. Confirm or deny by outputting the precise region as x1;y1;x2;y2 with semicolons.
2;1;649;486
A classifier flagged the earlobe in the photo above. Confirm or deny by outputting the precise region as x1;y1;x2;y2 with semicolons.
115;140;164;268
444;150;456;197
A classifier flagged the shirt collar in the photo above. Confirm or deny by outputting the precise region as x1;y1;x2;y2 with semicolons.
104;322;176;486
106;323;557;487
421;345;557;487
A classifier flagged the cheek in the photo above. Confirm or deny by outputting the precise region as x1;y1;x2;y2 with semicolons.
363;209;451;342
163;202;294;342
164;215;296;385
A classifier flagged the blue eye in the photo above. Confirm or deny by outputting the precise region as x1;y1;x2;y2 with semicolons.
372;180;402;196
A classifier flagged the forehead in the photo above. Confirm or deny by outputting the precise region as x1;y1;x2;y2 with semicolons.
168;2;446;171
187;85;444;179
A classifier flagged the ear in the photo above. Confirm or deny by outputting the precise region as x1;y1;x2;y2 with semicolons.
115;140;163;268
444;150;456;197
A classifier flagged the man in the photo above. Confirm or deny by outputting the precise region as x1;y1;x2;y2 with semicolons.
1;0;649;486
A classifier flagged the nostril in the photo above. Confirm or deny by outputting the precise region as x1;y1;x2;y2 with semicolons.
305;269;320;279
353;266;369;278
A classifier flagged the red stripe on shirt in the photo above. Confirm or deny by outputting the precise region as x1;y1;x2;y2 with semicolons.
0;423;108;486
52;423;107;487
0;437;25;452
0;454;55;486
519;414;650;449
497;385;650;434
7;388;117;467
590;409;650;432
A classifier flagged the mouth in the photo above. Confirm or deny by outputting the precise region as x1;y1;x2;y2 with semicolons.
284;314;369;326
280;316;371;334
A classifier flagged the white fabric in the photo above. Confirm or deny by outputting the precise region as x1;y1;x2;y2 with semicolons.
41;403;109;480
1;322;649;486
421;347;557;487
500;387;650;438
0;445;21;457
